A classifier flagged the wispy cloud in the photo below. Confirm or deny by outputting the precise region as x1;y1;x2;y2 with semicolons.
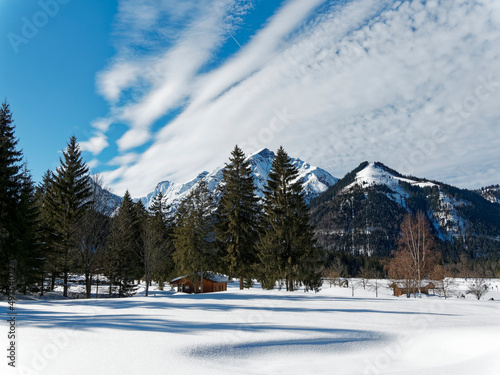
93;0;500;197
96;0;254;151
80;132;108;156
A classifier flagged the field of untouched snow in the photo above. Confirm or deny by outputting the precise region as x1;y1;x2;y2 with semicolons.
2;280;500;375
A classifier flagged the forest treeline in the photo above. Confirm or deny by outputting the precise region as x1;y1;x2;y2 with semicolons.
1;102;499;298
0;102;322;297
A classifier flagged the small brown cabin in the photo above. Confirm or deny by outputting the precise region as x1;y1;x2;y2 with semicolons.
390;282;436;297
170;273;228;294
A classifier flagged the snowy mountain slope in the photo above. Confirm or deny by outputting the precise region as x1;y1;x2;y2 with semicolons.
341;162;480;237
310;161;500;256
476;185;500;204
137;148;338;212
342;162;437;208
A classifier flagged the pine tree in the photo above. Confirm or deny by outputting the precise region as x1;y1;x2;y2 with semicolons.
173;180;215;293
0;102;42;294
15;165;43;294
216;145;260;289
105;191;143;297
148;192;174;291
36;170;59;292
75;176;113;298
258;146;322;291
0;101;23;293
45;136;92;297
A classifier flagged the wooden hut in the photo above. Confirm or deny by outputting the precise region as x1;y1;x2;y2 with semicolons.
390;282;436;297
170;273;228;294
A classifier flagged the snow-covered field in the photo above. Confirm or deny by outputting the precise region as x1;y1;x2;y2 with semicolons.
2;280;500;375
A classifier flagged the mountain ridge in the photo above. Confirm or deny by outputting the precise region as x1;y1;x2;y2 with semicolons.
309;161;500;259
135;148;338;212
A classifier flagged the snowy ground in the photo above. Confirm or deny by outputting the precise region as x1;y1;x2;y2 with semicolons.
2;279;500;375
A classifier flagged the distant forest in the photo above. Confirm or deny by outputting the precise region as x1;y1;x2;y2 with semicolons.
1;102;499;298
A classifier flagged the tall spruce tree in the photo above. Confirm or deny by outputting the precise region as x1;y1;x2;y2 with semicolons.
258;146;322;292
148;192;174;291
216;145;260;289
45;136;91;297
0;101;22;292
75;176;113;298
173;180;215;293
16;165;43;294
36;169;59;291
0;102;42;294
105;191;143;297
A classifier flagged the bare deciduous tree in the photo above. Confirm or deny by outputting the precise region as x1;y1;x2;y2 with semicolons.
431;264;455;299
76;175;117;298
466;278;489;300
390;212;436;298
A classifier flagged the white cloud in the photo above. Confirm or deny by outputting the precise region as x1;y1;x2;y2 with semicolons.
108;152;140;166
86;159;100;170
80;132;109;156
94;0;255;152
91;118;113;132
96;0;500;197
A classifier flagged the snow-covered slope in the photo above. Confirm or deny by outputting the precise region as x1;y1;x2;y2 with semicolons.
137;148;338;211
343;162;437;207
477;185;500;204
310;162;500;256
342;162;472;237
344;162;436;192
6;280;500;375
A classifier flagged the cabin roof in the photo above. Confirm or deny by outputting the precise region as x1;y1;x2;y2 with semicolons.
171;273;229;284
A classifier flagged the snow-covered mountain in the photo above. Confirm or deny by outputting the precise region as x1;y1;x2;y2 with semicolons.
136;148;338;212
342;162;469;237
476;185;500;204
310;161;500;257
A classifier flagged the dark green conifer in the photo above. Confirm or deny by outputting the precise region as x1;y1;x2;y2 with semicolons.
258;146;323;291
216;145;260;289
45;136;91;297
105;191;143;297
147;192;174;291
0;102;42;294
173;180;215;293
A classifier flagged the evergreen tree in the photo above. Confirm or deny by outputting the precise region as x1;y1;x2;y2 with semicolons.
36;169;60;292
0;101;23;293
0;102;42;294
15;165;43;294
148;192;174;291
105;191;142;297
173;180;215;293
75;176;113;298
45;136;91;297
258;146;322;292
216;145;260;289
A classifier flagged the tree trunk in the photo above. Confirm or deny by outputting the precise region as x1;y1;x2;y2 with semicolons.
40;272;44;297
200;268;204;293
63;271;68;298
51;272;56;291
239;275;244;290
145;274;150;297
85;271;91;299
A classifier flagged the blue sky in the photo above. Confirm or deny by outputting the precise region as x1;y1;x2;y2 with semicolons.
2;0;500;197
